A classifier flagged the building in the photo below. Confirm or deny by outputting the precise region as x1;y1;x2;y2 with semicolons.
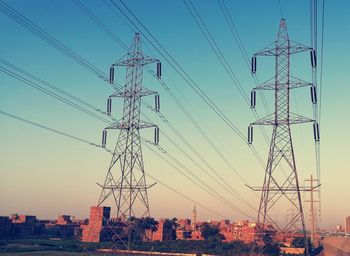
81;206;111;242
0;216;12;238
57;215;72;225
176;228;192;240
44;215;80;238
219;220;234;242
346;216;350;234
11;214;37;237
151;218;173;241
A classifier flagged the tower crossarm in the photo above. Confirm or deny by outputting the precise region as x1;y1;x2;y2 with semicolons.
246;185;320;192
253;76;313;91
254;40;311;57
113;54;158;67
105;121;157;130
111;87;157;98
97;182;157;190
250;113;314;126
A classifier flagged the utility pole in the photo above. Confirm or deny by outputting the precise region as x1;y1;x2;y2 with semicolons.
248;19;316;255
305;175;320;247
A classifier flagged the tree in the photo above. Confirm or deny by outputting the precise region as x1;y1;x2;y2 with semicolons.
200;223;223;241
261;242;280;256
129;217;158;241
291;236;312;250
164;218;178;240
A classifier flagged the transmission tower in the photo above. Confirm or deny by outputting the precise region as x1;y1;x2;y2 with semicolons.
83;33;161;253
248;19;318;255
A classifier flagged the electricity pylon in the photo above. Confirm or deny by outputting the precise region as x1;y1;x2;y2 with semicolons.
96;32;160;250
248;19;317;255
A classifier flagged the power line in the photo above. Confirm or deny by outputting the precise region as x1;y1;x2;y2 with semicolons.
318;0;325;125
0;58;112;120
0;110;103;149
0;0;119;90
183;0;249;105
216;0;270;114
1;59;255;218
184;0;273;148
142;107;256;211
110;0;266;169
145;172;228;219
144;141;255;219
0;64;112;124
110;0;245;139
0;2;266;224
0;109;226;219
149;70;248;184
72;0;128;51
72;1;257;207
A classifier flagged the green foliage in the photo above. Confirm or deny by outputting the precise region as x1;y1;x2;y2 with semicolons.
291;236;312;252
128;240;252;255
260;242;280;256
163;218;178;240
0;239;85;253
200;223;223;241
129;217;158;241
0;237;281;255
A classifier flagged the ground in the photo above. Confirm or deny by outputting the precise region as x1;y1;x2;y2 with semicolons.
0;252;82;256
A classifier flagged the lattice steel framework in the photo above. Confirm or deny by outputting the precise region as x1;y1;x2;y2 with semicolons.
99;32;158;219
91;33;160;252
248;19;315;255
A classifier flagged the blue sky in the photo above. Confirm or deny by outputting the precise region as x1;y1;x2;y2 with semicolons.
0;0;349;229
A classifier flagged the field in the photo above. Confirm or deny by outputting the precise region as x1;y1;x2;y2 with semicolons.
0;251;82;256
0;238;257;255
0;239;86;255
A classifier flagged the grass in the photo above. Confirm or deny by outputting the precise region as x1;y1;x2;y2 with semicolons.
0;251;83;256
0;239;85;254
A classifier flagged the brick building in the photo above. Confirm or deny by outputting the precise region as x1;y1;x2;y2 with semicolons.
231;220;257;244
219;220;234;242
44;215;79;238
346;216;350;234
57;215;72;225
81;206;111;242
151;218;173;241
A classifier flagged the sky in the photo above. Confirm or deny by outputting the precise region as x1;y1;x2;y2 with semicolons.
0;0;349;230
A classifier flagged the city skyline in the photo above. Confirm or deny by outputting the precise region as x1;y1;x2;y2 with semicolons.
0;0;349;231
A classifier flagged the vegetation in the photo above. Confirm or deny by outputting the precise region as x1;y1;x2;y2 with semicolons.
129;217;158;241
0;252;82;256
291;236;312;249
0;239;85;253
259;242;280;256
127;240;252;255
163;218;178;240
200;223;223;241
0;238;281;255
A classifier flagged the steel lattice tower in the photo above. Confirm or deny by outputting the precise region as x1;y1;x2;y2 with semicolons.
248;19;316;255
97;32;160;249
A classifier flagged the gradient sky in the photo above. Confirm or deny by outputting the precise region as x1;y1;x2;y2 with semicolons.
0;0;349;230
